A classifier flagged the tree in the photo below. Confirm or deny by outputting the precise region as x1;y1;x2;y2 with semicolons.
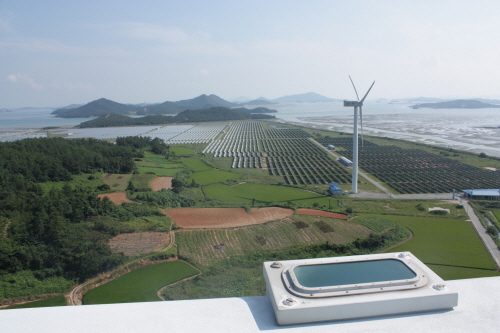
126;180;135;192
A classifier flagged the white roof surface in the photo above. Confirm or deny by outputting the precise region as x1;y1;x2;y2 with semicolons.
462;189;500;196
1;276;499;332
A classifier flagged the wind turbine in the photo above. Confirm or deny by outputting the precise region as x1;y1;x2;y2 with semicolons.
343;76;375;194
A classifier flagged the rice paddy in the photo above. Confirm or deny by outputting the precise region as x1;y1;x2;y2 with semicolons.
83;261;199;305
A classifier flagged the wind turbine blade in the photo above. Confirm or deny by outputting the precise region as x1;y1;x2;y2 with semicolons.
360;106;364;148
360;81;375;103
349;75;360;101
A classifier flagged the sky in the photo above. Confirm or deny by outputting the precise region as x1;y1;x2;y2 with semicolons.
2;0;500;108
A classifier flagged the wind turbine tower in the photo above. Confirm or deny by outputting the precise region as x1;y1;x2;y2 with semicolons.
343;76;375;194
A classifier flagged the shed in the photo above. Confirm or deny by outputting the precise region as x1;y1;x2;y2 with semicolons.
462;189;500;200
328;182;342;195
327;145;336;151
339;156;353;167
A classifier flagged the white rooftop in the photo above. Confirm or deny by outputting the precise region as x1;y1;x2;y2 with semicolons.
1;276;499;332
462;189;500;196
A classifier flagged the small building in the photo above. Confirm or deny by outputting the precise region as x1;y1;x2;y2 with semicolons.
327;145;336;151
462;189;500;200
339;156;353;167
328;182;342;195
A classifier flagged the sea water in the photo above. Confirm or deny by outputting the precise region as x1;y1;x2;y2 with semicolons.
2;102;500;157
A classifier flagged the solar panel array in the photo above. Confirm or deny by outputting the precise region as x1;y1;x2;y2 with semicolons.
164;123;227;144
141;125;195;141
0;132;47;142
59;127;159;139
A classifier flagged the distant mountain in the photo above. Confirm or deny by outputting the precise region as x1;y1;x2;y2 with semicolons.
411;99;500;109
52;94;237;118
476;98;500;105
232;107;277;113
77;107;275;128
240;99;276;106
228;96;253;103
52;98;142;118
174;94;236;109
272;92;337;103
143;101;185;115
57;103;83;109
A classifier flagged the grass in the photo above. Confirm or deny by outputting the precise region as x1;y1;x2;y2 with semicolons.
189;170;242;185
83;261;199;305
6;295;66;309
176;215;373;266
137;167;182;177
171;146;195;156
202;183;336;208
102;173;132;191
130;173;156;190
136;153;186;176
180;158;213;172
372;214;500;280
38;172;106;193
337;199;464;217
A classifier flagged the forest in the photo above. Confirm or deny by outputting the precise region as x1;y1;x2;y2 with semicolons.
77;107;276;128
0;137;171;299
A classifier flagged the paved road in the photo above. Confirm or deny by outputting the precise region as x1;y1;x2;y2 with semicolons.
462;200;500;269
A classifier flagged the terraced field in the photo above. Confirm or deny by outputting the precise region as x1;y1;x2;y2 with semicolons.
176;215;372;266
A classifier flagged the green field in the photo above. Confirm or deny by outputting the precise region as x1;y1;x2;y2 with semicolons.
7;295;66;309
137;167;181;177
171;146;195;156
38;172;106;193
130;173;156;190
374;215;500;280
83;261;199;305
203;183;335;208
103;173;132;191
190;170;242;185
180;158;213;172
136;153;186;176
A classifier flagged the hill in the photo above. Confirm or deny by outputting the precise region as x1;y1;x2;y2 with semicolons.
77;107;275;128
52;98;142;118
233;107;277;113
240;99;276;106
174;94;236;109
53;95;237;118
142;101;185;115
272;92;337;103
411;99;500;109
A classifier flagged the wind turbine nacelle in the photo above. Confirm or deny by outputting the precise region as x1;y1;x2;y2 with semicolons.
344;100;361;107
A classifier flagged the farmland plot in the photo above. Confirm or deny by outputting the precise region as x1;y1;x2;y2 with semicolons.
176;215;372;266
203;183;335;208
108;232;170;256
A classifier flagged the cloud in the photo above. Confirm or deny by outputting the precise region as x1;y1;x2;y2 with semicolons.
51;79;93;90
0;17;11;32
119;23;193;43
6;73;43;90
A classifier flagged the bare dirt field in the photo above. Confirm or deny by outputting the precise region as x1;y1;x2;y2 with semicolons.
166;207;294;228
97;192;133;205
108;232;170;256
296;209;348;219
150;177;173;191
